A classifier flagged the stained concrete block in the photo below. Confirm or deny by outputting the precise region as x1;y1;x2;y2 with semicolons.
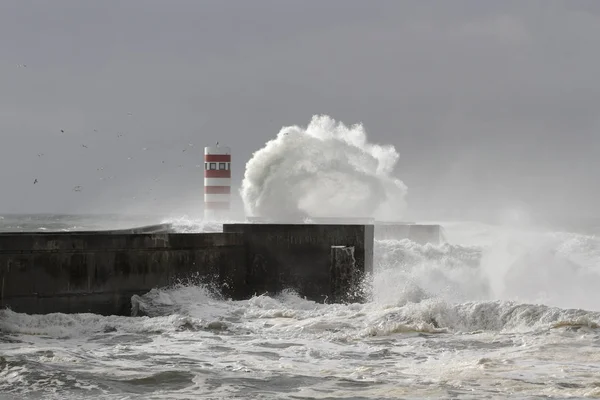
0;223;376;315
330;246;359;303
0;232;245;315
244;218;442;245
223;223;373;302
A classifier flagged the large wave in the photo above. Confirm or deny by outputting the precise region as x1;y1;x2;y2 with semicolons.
240;115;408;221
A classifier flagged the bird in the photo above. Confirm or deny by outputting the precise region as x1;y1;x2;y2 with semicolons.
81;144;88;148
60;129;65;133
73;185;82;192
33;179;38;184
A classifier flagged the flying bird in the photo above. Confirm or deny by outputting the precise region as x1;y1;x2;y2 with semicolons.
33;179;38;184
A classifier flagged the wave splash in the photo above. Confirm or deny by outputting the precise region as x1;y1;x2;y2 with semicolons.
4;223;600;339
240;115;408;221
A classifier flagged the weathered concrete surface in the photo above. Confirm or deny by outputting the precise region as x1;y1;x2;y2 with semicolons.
244;217;441;245
0;232;245;316
330;246;359;303
1;223;376;315
223;223;373;303
374;224;443;244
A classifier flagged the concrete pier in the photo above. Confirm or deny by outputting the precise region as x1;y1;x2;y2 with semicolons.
106;223;176;234
223;223;373;303
245;217;443;245
330;246;359;303
0;231;245;315
0;223;374;315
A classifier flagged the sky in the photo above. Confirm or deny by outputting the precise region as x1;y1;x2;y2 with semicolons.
1;0;599;223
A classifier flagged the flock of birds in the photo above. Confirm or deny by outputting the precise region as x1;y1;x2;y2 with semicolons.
32;122;202;202
17;63;204;203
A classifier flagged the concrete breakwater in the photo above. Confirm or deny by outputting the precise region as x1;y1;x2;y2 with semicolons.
246;217;445;245
0;224;373;316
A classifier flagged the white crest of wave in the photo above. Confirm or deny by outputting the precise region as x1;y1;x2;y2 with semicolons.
160;215;230;233
240;115;408;220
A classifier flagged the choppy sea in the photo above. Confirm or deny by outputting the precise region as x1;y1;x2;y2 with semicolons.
1;214;600;399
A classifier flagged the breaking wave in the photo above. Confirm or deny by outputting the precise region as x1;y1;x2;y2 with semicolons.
3;222;600;339
239;115;408;221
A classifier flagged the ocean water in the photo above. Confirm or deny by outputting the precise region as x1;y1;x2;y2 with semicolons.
2;215;600;399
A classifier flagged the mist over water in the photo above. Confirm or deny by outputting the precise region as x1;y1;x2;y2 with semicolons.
372;221;600;313
159;213;600;314
240;115;408;221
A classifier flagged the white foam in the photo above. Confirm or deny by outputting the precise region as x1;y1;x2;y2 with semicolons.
240;115;408;221
160;216;229;233
3;220;600;398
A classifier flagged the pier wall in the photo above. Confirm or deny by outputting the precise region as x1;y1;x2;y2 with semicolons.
0;223;374;315
245;217;443;245
0;232;245;315
223;223;373;303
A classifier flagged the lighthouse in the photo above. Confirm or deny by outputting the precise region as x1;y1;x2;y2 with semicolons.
204;144;231;220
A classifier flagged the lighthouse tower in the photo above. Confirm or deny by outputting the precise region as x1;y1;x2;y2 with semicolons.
203;144;231;220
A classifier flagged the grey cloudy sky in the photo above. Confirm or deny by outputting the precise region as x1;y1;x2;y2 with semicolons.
1;0;599;222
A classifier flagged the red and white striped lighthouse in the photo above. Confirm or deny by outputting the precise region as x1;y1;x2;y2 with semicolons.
204;144;231;220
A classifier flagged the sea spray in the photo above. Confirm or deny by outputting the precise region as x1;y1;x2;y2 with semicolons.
4;219;600;398
240;115;408;221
